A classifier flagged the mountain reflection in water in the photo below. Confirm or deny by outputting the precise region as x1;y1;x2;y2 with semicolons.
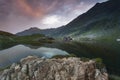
0;45;68;67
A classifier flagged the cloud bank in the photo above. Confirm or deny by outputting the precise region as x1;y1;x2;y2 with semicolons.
0;0;108;33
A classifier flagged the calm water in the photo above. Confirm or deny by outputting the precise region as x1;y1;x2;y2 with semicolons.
0;45;68;67
0;41;120;75
44;41;120;75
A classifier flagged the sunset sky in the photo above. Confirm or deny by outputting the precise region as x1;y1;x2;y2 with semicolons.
0;0;108;33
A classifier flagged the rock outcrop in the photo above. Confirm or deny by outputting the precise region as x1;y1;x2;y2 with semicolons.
0;56;108;80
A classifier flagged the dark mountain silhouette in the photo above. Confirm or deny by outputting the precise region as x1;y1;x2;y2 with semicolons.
16;0;120;40
16;27;41;36
16;27;56;36
0;30;14;36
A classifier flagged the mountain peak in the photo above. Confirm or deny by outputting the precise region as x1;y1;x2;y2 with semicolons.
16;27;41;36
28;27;40;30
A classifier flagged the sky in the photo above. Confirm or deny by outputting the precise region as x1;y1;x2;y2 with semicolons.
0;0;108;33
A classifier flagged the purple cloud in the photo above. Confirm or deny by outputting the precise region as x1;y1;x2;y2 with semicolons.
0;0;108;33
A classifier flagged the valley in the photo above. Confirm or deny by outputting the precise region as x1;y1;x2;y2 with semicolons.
0;0;120;80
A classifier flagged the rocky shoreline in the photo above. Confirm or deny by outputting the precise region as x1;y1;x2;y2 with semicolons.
0;56;108;80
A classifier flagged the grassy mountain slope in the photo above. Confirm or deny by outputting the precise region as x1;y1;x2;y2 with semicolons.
0;31;15;43
48;0;120;41
0;31;15;36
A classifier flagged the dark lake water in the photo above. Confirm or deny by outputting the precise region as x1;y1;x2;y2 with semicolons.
44;41;120;75
0;41;120;75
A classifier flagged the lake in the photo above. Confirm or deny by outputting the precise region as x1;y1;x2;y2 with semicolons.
0;41;120;76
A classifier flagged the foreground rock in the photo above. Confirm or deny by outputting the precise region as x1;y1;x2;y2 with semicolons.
0;56;108;80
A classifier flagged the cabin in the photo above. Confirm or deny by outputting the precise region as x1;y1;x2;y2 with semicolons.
116;39;120;42
63;36;73;42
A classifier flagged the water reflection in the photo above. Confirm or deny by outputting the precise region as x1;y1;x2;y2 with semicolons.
0;45;68;67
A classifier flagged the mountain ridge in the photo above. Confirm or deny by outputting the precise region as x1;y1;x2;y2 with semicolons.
16;0;120;41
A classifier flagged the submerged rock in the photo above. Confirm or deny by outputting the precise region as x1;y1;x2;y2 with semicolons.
0;56;108;80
